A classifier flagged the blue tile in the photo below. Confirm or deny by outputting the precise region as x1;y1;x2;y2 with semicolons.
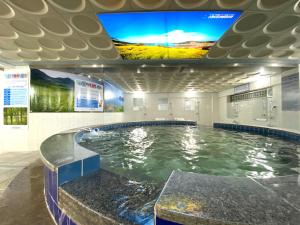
58;160;82;186
48;197;54;217
50;170;58;202
69;218;77;225
53;202;60;223
156;217;182;225
59;212;70;225
82;155;100;176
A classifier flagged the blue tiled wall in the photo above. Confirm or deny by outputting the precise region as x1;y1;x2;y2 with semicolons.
83;155;100;176
58;160;82;186
213;123;300;143
44;166;76;225
44;120;197;225
156;217;182;225
76;120;197;141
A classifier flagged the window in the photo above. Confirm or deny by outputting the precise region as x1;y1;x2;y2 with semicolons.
184;99;195;111
158;98;168;111
133;98;144;111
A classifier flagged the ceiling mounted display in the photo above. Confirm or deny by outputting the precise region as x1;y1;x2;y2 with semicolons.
97;11;241;60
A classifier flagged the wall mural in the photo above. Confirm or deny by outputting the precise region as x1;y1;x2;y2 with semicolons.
30;69;74;112
104;81;124;112
30;69;123;113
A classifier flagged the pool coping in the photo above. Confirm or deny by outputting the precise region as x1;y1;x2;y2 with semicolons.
40;120;197;225
40;120;300;225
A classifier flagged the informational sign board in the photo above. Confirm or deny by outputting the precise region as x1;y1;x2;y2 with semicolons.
30;69;122;113
282;73;300;111
2;72;29;126
74;79;104;112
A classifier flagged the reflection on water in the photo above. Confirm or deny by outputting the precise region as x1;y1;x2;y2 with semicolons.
80;125;300;225
81;126;299;182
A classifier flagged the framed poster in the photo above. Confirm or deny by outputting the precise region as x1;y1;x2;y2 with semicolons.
3;73;29;126
74;79;104;112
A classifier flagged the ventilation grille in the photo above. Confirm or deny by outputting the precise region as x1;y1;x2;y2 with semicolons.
230;88;267;102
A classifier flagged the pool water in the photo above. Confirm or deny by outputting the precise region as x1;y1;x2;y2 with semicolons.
79;125;300;224
80;126;299;182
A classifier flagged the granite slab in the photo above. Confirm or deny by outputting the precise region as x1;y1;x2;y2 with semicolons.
60;169;163;225
253;175;300;211
155;171;300;225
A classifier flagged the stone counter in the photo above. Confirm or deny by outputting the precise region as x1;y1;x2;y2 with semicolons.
155;171;300;225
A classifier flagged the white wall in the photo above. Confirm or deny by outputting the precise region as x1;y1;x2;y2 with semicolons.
2;65;299;153
217;67;300;133
124;92;218;126
0;112;124;153
0;66;125;153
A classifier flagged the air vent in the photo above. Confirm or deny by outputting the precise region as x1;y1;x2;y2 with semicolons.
230;88;267;102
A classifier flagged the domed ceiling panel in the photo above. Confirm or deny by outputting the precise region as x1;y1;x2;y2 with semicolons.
0;0;298;66
0;0;298;93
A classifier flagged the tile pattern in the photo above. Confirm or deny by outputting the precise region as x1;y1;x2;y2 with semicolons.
214;123;300;143
44;166;72;225
42;120;196;225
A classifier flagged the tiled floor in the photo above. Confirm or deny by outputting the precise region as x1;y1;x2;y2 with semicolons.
0;152;53;225
0;151;39;197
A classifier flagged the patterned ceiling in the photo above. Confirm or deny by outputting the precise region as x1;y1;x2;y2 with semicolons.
0;0;299;92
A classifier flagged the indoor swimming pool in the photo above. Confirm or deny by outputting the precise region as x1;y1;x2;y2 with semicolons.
80;125;299;182
75;125;300;224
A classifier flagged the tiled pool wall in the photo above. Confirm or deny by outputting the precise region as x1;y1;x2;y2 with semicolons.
214;123;300;143
75;120;197;141
44;155;100;225
43;120;196;225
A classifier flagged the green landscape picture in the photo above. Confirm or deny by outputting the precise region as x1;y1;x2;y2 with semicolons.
30;69;75;112
98;11;241;60
4;107;28;125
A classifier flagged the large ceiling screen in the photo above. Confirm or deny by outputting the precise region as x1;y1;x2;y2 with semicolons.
97;11;241;60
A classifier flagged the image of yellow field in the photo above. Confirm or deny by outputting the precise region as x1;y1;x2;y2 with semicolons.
116;45;208;60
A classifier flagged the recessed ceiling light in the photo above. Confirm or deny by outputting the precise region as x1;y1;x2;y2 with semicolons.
92;64;97;68
259;67;265;74
271;63;280;67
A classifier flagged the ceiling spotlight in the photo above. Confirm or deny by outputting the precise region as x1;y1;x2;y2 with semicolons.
185;90;196;98
133;90;145;98
88;75;91;78
190;68;194;73
259;67;265;74
271;63;279;67
92;64;97;68
233;63;239;67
